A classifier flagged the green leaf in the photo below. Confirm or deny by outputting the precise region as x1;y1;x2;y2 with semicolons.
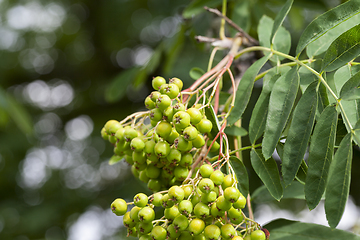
305;105;338;210
228;53;271;125
325;133;353;228
262;66;299;160
296;160;308;185
340;70;360;100
334;65;360;130
282;82;318;186
189;67;205;81
229;156;249;197
250;149;283;201
224;125;248;137
105;67;140;103
109;155;124;165
252;181;310;204
258;15;291;63
249;73;281;144
264;218;360;240
322;24;360;72
270;0;293;44
182;0;222;18
0;87;33;135
296;0;360;55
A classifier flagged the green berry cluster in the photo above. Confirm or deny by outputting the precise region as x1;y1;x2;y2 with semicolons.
102;76;268;240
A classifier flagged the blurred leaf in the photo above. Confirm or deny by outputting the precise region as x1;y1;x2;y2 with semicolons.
270;0;293;44
325;133;352;228
105;67;140;103
264;218;360;240
229;156;249;197
228;53;271;125
0;87;32;135
297;0;360;55
164;25;185;75
322;24;360;72
224;125;247;137
282;82;317;186
340;70;360;100
305;105;338;210
258;15;291;63
252;181;312;204
109;155;124;165
145;45;163;74
182;0;222;18
250;149;283;201
249;73;281;144
262;66;299;160
230;0;250;34
189;67;205;80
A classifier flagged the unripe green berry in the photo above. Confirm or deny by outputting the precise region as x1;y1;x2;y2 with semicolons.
154;141;170;158
228;207;243;224
192;134;205;148
163;83;180;99
204;225;221;240
156;94;172;111
164;205;180;220
123;211;136;228
179;152;193;167
168;185;185;203
147;179;162;192
186;108;202;125
111;198;127;216
199;164;214;178
174;166;189;181
173;103;185;113
134;193;148;207
250;230;266;240
178;199;193;216
183;126;198;141
151;226;167;240
210;170;224;186
150;108;163;122
124;128;139;142
222;174;235;189
146;164;161;179
221;224;236;239
233;194;246;209
152;76;166;91
138;206;155;223
173;111;191;130
198;178;214;193
216;195;232;211
129;206;141;222
224;187;240;203
145;96;156;109
196;119;212;133
130;137;145;152
156;121;172;139
194;202;210;219
173;214;189;232
151;192;163;207
169;77;183;91
188;218;205;236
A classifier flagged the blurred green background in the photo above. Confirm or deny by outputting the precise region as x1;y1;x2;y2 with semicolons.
1;0;359;239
